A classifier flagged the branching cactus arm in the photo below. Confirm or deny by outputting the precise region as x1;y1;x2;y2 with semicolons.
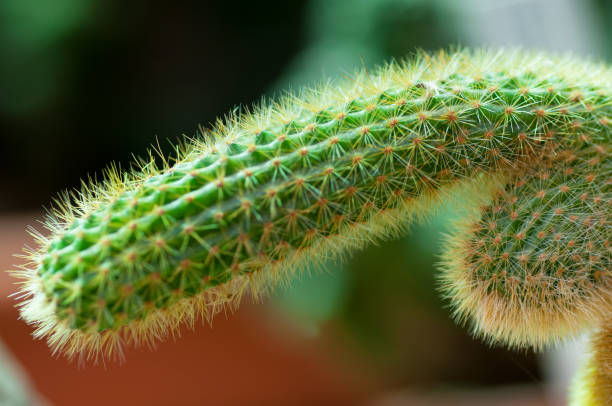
442;143;611;349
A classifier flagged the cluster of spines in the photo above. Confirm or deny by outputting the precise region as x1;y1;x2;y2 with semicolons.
441;142;611;348
10;50;612;367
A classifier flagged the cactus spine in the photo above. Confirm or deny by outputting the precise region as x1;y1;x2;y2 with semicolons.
11;51;612;400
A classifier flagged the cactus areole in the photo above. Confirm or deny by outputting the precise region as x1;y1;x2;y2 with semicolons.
10;48;611;402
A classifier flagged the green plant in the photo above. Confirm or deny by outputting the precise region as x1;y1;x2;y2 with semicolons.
12;49;611;402
571;319;612;406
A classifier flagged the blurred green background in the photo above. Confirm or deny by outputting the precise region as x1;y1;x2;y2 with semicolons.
2;0;612;401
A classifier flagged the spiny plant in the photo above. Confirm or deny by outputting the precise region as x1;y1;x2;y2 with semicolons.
571;318;612;405
442;143;611;349
10;49;611;401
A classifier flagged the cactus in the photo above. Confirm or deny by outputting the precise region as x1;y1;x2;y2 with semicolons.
571;319;612;405
10;49;612;399
441;142;611;349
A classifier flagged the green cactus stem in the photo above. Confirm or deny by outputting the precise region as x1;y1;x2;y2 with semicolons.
11;50;611;374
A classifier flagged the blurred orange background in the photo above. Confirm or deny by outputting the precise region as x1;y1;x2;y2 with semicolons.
1;215;553;406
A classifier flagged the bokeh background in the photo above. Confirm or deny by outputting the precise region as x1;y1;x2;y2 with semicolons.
1;1;611;405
